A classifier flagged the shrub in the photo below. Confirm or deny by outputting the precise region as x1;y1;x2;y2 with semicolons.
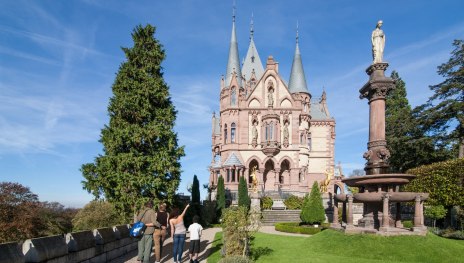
72;200;124;231
260;196;273;210
218;255;253;263
217;176;226;218
300;182;326;225
402;220;413;228
284;195;304;210
275;222;326;235
201;200;217;226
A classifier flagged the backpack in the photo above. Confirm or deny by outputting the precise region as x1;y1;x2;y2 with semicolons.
130;209;148;238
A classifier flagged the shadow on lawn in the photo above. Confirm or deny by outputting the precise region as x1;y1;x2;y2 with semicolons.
250;246;273;261
197;237;222;262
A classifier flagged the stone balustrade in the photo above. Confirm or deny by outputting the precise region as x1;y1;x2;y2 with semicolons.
0;224;138;263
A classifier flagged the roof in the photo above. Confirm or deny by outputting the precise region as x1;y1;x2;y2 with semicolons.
288;37;309;94
223;152;244;166
225;19;242;88
241;23;264;82
310;98;331;120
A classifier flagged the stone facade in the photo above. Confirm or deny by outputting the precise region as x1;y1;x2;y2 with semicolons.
208;17;343;204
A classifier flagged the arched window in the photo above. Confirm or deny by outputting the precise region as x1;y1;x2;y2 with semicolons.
224;124;228;144
231;87;236;106
303;103;307;112
231;123;236;143
265;122;274;141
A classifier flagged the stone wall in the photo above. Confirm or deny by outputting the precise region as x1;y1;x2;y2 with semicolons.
0;224;138;263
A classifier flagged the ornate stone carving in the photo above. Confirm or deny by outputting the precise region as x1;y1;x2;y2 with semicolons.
363;150;373;161
377;148;391;160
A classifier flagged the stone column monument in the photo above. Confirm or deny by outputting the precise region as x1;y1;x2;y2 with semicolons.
360;20;394;175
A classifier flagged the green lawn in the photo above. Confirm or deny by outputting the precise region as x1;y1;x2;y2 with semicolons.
207;230;464;263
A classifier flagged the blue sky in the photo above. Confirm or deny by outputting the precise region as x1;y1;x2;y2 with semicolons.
1;0;463;207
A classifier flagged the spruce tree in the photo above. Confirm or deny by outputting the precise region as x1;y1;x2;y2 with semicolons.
300;181;325;225
238;175;250;209
418;39;464;158
81;24;185;220
192;175;200;205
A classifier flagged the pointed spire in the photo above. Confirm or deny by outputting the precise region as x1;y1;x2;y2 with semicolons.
242;12;264;82
288;23;309;94
225;4;242;88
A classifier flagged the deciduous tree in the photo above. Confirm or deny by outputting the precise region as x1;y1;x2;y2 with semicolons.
81;24;185;220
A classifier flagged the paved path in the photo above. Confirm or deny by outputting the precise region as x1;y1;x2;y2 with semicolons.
112;225;308;262
111;227;221;263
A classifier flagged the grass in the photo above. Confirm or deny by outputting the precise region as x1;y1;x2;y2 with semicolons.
207;229;464;263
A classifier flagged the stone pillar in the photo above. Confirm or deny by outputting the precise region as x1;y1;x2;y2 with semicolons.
413;195;423;229
331;200;340;227
380;194;390;231
359;63;395;175
347;195;354;228
395;202;403;228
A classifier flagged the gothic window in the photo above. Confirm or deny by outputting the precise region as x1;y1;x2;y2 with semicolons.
231;123;236;143
224;124;228;144
231;169;236;182
231;87;236;106
307;135;312;150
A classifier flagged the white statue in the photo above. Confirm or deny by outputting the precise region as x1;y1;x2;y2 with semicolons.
371;20;385;64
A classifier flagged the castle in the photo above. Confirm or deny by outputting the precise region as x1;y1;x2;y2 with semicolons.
208;15;344;204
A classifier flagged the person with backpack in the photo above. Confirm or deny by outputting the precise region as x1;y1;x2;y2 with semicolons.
136;199;160;263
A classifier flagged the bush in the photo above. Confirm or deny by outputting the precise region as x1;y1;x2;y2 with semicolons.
260;196;273;210
218;256;253;263
72;200;124;231
201;201;217;226
402;220;413;228
238;176;250;210
275;222;326;235
283;195;304;210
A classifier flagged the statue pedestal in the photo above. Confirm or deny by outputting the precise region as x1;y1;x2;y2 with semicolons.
250;192;261;229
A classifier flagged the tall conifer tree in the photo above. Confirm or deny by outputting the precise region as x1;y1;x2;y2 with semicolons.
216;176;226;214
238;175;250;209
386;71;452;172
81;25;185;220
418;40;464;157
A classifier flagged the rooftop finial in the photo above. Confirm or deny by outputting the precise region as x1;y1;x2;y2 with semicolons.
232;0;236;22
250;12;254;39
296;20;299;44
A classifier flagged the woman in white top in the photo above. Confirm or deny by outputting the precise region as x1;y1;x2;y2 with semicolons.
169;204;189;263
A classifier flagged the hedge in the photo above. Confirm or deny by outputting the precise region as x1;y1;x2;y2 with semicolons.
274;222;329;235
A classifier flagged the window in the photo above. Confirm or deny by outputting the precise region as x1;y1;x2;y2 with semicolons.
231;123;236;143
307;136;312;150
231;88;236;106
227;169;230;182
300;133;304;144
304;103;307;112
224;124;228;144
231;169;236;182
265;123;274;141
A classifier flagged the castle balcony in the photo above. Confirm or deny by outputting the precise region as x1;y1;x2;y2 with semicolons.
261;140;281;157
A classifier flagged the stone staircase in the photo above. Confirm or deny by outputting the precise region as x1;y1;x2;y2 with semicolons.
261;210;302;226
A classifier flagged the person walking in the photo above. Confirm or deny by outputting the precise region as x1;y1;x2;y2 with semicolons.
169;204;190;263
153;202;169;263
188;215;203;263
136;199;160;263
